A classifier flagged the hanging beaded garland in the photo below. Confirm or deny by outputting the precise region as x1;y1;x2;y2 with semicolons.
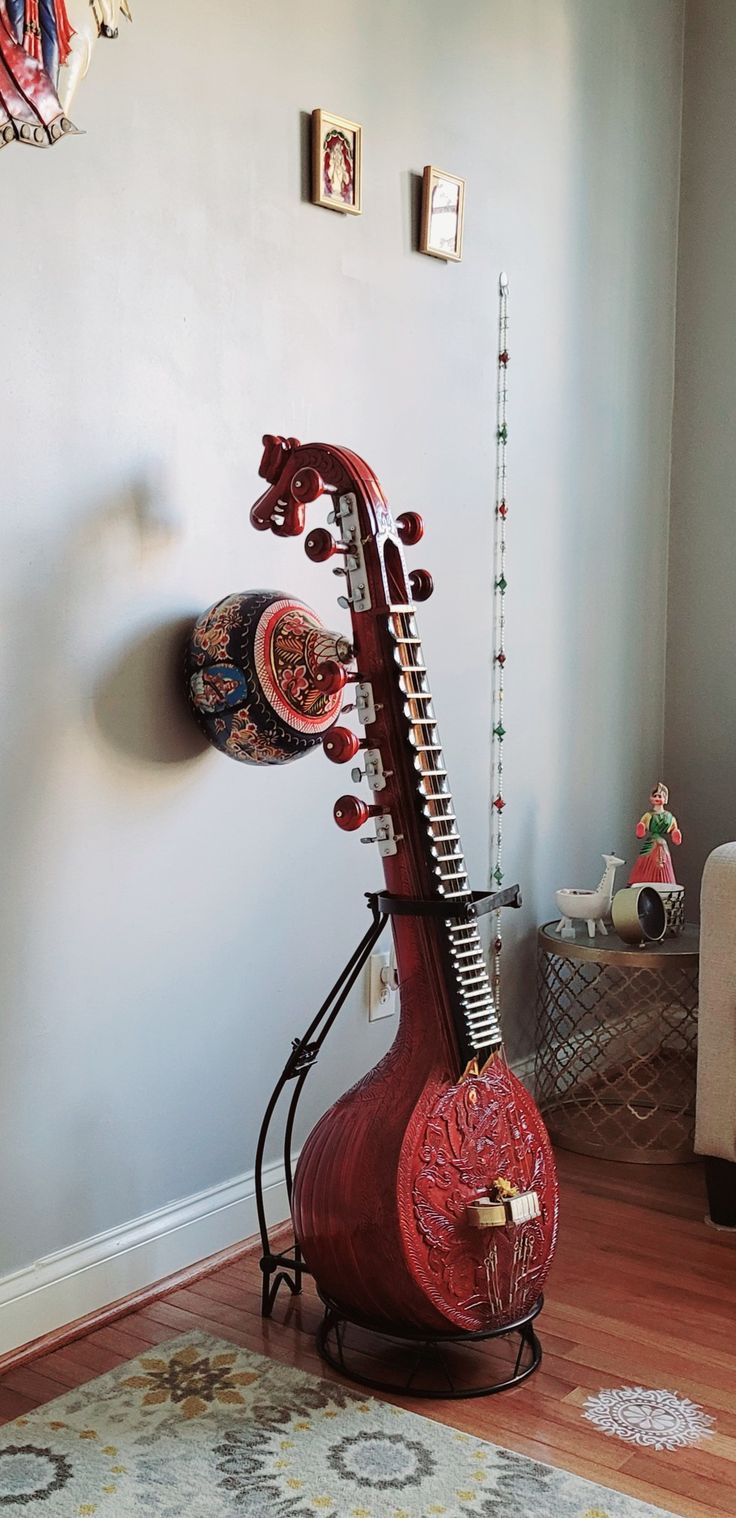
490;272;510;1009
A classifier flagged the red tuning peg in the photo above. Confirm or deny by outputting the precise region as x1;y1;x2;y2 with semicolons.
409;569;434;602
396;512;424;547
334;796;380;831
322;728;364;764
290;466;324;505
305;528;337;563
315;659;359;695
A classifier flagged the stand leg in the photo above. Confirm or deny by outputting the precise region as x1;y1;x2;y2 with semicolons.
256;909;388;1316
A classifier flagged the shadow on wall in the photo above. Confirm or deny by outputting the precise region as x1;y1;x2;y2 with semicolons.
0;474;214;1268
93;615;209;766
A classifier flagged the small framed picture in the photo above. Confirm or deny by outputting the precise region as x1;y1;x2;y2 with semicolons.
312;109;363;215
420;166;465;262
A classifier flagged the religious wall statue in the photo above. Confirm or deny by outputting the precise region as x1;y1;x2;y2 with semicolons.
0;0;131;151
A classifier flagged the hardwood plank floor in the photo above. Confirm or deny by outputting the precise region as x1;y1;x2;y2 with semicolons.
2;1151;734;1518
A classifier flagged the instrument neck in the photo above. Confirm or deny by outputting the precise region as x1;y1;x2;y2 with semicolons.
385;605;503;1067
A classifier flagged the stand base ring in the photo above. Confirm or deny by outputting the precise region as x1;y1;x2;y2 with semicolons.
316;1292;543;1399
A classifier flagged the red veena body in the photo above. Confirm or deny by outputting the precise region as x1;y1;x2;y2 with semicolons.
253;435;560;1333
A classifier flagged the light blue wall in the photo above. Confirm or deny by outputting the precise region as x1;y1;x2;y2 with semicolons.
0;0;684;1276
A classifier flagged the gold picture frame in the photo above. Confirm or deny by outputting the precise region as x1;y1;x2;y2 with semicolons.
420;165;465;262
311;109;363;215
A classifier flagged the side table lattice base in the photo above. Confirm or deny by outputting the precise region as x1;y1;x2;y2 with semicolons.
535;924;699;1164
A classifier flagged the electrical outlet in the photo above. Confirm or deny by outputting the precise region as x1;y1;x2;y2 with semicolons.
368;951;399;1022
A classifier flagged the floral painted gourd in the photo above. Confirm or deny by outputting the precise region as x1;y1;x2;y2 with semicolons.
185;590;347;765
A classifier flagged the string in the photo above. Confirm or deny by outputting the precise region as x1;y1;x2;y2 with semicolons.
394;579;532;1193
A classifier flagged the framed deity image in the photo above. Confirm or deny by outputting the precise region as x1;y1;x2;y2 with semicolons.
420;166;465;261
311;109;362;215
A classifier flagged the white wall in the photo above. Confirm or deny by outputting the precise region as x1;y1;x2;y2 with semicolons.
1;0;683;1300
665;0;736;904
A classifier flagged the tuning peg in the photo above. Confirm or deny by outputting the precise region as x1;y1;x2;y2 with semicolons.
315;659;359;695
333;796;381;832
322;727;364;764
290;466;324;505
305;527;356;564
409;569;434;602
396;512;424;547
305;528;337;563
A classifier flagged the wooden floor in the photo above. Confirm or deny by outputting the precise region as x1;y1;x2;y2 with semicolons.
1;1151;735;1518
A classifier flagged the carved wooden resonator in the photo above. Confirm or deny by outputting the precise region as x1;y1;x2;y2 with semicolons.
186;435;559;1334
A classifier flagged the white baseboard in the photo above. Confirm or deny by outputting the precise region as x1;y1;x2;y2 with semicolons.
0;1157;289;1360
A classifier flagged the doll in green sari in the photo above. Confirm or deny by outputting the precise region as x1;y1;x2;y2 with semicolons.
629;782;682;885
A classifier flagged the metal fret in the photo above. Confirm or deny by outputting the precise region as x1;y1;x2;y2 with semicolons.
390;609;502;1062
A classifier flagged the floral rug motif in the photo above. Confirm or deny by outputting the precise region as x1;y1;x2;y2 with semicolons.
582;1385;715;1452
0;1332;681;1516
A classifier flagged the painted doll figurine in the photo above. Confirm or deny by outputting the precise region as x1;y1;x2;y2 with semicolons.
629;782;682;886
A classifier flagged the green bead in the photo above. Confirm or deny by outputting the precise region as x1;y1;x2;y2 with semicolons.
493;865;505;886
493;723;506;741
495;575;507;594
497;424;508;443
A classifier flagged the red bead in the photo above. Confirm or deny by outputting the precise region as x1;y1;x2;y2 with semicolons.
493;937;503;955
495;652;506;666
493;796;506;812
497;501;509;519
499;350;510;367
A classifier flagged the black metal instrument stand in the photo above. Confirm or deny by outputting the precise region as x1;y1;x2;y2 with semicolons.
255;894;388;1317
254;883;538;1398
318;1292;543;1398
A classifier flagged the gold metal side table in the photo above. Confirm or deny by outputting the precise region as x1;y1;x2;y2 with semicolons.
535;923;699;1164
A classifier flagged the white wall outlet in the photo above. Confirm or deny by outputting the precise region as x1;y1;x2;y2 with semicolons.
368;950;399;1022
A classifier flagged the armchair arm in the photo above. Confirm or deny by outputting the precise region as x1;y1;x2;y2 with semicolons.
695;843;736;1165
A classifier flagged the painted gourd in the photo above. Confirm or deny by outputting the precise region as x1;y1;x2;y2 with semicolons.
185;590;346;765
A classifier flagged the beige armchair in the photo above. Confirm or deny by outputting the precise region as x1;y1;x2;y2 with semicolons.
696;843;736;1227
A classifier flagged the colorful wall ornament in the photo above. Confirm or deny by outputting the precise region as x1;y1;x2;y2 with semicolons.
185;591;348;766
0;0;131;151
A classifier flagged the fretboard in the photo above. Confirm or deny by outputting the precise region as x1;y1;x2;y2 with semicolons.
388;608;502;1065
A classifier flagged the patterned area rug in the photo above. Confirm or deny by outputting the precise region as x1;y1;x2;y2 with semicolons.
0;1332;679;1516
